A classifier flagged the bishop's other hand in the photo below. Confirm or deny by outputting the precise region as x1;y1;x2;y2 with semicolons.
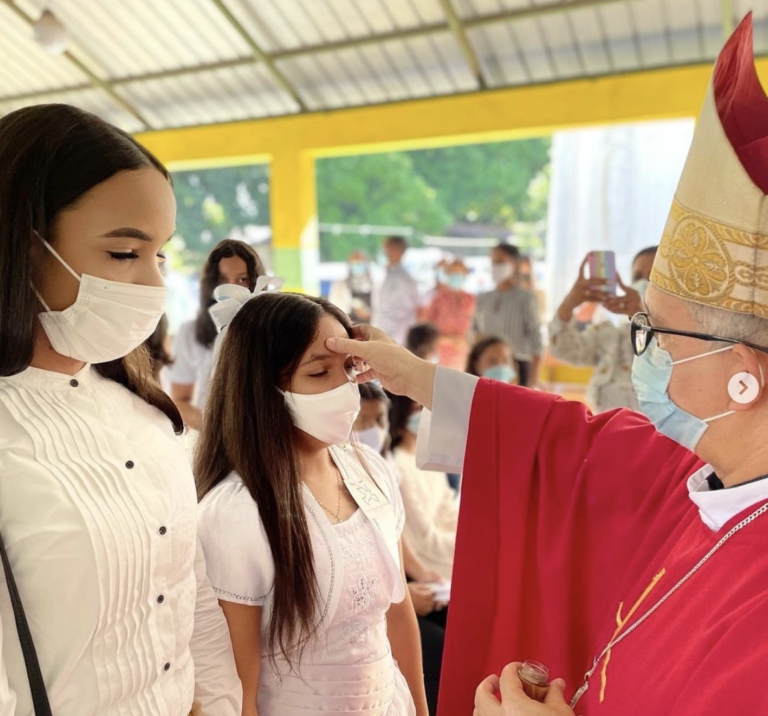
474;663;575;716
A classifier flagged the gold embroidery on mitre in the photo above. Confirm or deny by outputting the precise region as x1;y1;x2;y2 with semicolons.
651;198;768;317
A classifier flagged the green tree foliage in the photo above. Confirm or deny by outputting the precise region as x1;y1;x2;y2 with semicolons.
524;164;551;221
170;139;552;268
316;153;452;262
170;164;271;271
408;139;551;227
315;140;550;262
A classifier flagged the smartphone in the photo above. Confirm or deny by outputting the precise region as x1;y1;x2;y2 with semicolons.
586;250;617;295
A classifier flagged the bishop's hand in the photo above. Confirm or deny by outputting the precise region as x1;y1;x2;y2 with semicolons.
474;663;575;716
326;325;437;409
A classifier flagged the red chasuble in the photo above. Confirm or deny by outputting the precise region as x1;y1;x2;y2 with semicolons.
436;379;766;716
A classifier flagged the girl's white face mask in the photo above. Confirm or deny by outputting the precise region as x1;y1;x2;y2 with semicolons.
283;381;361;445
34;232;167;364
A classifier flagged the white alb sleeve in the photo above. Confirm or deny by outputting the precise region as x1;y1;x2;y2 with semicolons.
416;366;479;473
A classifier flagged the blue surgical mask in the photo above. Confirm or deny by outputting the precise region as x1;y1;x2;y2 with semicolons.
437;268;449;285
407;411;422;435
447;274;465;290
350;262;367;277
483;364;517;383
631;339;737;451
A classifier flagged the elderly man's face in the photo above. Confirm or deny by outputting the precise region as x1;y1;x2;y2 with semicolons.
644;285;749;445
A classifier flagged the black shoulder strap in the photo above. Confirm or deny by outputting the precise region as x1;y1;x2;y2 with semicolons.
0;530;52;715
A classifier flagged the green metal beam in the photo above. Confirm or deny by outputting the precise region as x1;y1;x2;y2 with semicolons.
439;0;487;89
208;0;308;112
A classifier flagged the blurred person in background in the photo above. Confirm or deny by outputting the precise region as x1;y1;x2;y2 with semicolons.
406;324;440;364
389;394;458;583
169;238;265;430
517;255;535;291
472;243;542;387
425;258;476;370
388;392;457;715
353;381;391;456
466;335;517;384
422;257;450;311
549;246;657;412
328;249;373;323
371;236;421;345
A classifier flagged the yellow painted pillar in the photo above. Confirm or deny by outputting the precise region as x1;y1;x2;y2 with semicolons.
269;149;319;294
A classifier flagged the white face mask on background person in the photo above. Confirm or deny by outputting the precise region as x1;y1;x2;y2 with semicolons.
632;278;651;298
491;263;515;285
355;425;388;453
283;381;361;445
33;232;168;364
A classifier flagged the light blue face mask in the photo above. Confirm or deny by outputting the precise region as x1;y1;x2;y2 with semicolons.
631;339;751;451
483;364;517;384
447;273;465;290
407;411;422;435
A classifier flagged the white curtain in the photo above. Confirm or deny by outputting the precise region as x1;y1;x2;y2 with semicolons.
545;118;695;316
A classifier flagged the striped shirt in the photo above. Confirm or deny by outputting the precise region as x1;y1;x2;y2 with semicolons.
473;287;543;360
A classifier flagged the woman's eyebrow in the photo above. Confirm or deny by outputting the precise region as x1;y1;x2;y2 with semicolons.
101;228;153;242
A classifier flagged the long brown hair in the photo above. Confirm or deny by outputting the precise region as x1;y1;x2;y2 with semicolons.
194;239;265;349
0;104;182;433
195;292;353;665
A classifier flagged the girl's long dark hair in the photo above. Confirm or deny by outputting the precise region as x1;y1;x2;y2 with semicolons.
195;292;353;666
195;239;265;349
0;104;182;433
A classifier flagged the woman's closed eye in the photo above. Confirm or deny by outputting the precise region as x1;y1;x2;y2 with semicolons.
309;362;356;378
108;250;166;263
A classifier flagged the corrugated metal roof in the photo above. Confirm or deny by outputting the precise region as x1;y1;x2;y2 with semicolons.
1;0;765;132
0;86;146;133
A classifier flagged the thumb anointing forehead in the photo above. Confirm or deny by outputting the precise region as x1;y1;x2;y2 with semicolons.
326;336;372;359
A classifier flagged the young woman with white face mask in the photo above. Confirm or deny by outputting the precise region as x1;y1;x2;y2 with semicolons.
195;292;427;716
0;106;241;715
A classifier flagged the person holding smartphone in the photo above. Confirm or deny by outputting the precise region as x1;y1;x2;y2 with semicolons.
549;247;657;412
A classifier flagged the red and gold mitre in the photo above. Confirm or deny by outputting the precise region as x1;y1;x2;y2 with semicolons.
651;14;768;318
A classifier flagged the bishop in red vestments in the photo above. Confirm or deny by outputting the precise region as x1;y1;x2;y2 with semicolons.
328;13;768;716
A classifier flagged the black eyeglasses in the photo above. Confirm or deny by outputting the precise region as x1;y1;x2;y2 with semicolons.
630;312;768;357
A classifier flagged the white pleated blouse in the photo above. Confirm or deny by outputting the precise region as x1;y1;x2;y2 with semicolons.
0;365;241;716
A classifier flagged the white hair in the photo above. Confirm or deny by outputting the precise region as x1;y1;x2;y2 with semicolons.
687;302;768;348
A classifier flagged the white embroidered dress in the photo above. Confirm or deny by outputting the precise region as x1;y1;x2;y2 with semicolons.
198;445;416;716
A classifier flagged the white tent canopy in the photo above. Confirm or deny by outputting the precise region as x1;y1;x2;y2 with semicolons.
545;117;695;313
